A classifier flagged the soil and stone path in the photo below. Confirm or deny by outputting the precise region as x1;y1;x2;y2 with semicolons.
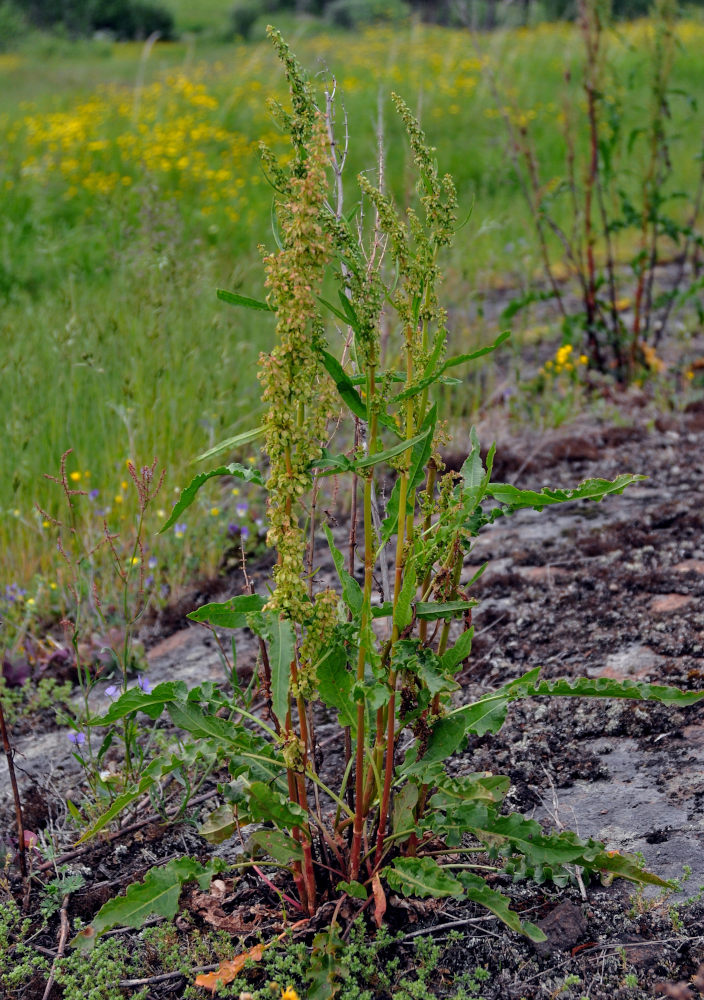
3;399;704;999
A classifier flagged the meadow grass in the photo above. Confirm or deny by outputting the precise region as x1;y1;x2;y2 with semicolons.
1;18;703;602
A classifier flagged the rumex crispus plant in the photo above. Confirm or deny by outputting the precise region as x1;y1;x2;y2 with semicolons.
73;29;704;966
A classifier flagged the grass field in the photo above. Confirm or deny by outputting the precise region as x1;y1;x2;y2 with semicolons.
1;16;703;606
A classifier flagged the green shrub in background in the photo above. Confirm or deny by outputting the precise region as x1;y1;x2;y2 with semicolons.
325;0;410;28
229;0;261;39
14;0;174;39
0;1;28;49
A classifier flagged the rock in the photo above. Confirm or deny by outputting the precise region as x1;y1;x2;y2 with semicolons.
532;900;588;956
650;594;693;613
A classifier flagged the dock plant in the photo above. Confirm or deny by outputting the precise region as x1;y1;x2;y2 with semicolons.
74;29;704;968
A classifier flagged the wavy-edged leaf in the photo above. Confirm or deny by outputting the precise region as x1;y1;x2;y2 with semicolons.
392;782;418;837
323;523;362;615
217;288;273;312
161;462;263;532
337;880;368;900
415;599;476;621
261;612;295;728
193;427;265;465
394;565;416;631
486;474;646;514
166;702;235;742
508;672;704;708
188;593;266;629
440;627;474;673
73;857;217;951
317;645;357;735
429;773;511;809
590;849;672;887
246;781;308;830
458;872;546;941
384;856;464;899
88;681;187;726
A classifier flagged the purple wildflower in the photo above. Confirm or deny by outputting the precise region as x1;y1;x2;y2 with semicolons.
148;556;158;569
68;731;86;745
235;502;248;518
138;675;152;694
105;685;119;698
89;489;100;500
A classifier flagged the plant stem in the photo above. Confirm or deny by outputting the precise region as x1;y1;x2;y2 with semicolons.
0;696;26;878
350;366;377;880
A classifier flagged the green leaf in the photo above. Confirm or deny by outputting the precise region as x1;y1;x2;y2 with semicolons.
382;404;437;542
193;427;265;465
88;682;187;725
392;782;419;837
392;331;510;403
318;296;350;325
72;858;214;952
199;804;238;845
507;672;704;708
394;565;416;631
323;523;362;615
415;600;476;621
589;849;672;888
336;880;368;900
429;773;511;809
384;857;464;898
307;927;346;1000
486;474;646;514
458;872;546;941
247;829;304;864
166;702;235;742
246;781;308;830
262;612;296;728
160;462;263;532
75;756;175;843
317;645;357;735
320;351;367;421
353;428;431;472
460;426;485;490
440;627;474;673
217;288;273;312
188;593;266;629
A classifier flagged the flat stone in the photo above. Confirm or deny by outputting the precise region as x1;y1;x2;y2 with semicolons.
532;900;588;956
650;594;693;613
673;559;704;575
516;565;568;584
598;644;664;680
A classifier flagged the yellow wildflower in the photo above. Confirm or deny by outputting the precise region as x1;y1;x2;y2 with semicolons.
70;471;82;482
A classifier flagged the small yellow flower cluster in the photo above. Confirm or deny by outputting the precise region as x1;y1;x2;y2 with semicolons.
541;343;589;378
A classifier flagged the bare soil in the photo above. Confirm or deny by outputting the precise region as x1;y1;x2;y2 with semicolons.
3;397;704;999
